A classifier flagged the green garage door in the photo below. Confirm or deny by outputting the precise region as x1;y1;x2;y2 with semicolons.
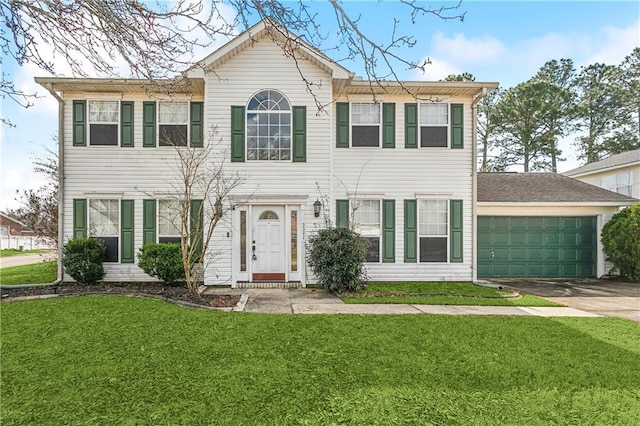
478;216;596;278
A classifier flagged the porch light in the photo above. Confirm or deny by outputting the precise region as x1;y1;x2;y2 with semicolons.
313;199;322;218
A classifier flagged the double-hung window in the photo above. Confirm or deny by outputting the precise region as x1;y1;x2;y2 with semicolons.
158;200;182;243
419;103;448;147
418;200;448;262
88;100;119;146
353;199;381;262
601;172;632;196
159;102;189;146
246;90;292;161
351;103;381;147
89;199;120;262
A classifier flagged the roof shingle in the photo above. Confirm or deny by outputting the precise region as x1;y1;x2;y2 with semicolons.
563;149;640;177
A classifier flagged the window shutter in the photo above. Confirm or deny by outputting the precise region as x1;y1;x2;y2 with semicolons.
72;100;86;146
382;103;396;148
190;102;204;148
404;103;417;148
450;199;463;262
336;200;349;228
382;199;395;263
121;200;135;263
292;106;306;162
73;199;87;239
336;102;349;148
142;199;156;245
143;101;156;147
190;199;204;258
231;106;245;162
120;101;134;147
451;103;464;149
404;199;417;262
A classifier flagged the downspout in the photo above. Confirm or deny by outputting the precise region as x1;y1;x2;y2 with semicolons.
45;82;64;283
471;87;487;283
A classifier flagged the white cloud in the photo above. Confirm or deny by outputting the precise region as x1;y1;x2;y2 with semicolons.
431;31;506;65
415;58;462;81
582;19;640;66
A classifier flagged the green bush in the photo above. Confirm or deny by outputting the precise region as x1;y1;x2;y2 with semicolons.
307;227;368;293
138;243;185;284
62;238;105;284
601;202;640;282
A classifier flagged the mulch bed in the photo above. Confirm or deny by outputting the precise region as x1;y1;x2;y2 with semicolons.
0;282;241;309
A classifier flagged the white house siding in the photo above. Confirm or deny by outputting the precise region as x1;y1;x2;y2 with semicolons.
332;96;475;281
477;204;625;278
203;35;334;285
571;165;640;200
61;93;205;282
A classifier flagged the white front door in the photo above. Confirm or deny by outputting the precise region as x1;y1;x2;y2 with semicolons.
252;206;285;280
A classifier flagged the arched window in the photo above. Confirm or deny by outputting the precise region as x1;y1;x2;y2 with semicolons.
246;90;291;161
258;210;279;220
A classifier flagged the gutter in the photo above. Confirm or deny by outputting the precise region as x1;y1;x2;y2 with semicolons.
44;82;64;283
471;86;489;283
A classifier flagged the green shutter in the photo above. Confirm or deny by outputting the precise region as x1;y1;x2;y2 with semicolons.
404;199;417;262
121;200;135;263
336;200;349;228
382;199;395;263
190;102;204;148
292;106;306;162
336;102;349;148
142;199;156;244
231;106;245;162
143;101;156;147
382;103;396;148
451;103;464;149
72;100;86;146
120;101;134;147
405;103;417;148
73;199;87;239
450;199;463;262
190;199;204;258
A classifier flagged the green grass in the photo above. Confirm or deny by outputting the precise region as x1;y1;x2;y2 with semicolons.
0;248;45;258
343;281;562;306
2;296;639;425
0;261;57;285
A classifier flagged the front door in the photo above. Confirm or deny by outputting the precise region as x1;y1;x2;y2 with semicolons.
252;206;285;281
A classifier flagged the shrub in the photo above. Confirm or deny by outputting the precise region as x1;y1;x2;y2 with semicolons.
601;202;640;282
307;227;368;293
138;243;185;284
62;238;105;284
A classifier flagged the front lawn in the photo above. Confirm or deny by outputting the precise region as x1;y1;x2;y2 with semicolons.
0;261;57;285
0;248;45;257
343;281;561;306
2;296;639;424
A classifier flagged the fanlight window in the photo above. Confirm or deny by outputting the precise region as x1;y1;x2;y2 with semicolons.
247;90;291;161
259;210;279;220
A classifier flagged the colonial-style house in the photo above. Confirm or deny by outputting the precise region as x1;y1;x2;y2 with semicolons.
37;20;499;286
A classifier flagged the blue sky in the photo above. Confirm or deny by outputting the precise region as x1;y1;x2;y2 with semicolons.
1;0;639;211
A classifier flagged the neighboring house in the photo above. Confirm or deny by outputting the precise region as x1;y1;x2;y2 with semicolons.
0;213;35;237
36;20;499;286
564;149;640;199
477;173;636;279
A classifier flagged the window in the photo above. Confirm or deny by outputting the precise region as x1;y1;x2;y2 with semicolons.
291;210;298;272
418;200;448;262
351;103;380;147
159;101;189;146
246;90;291;161
158;200;182;243
240;210;247;272
353;200;381;262
88;100;119;146
89;199;119;262
601;172;632;196
419;103;448;147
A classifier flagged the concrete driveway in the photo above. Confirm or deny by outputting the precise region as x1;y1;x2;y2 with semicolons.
0;253;55;269
489;278;640;322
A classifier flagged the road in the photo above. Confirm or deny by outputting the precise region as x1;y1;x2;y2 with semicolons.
0;253;55;269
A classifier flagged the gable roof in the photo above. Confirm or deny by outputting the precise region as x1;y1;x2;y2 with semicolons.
188;19;352;80
563;149;640;177
478;172;637;204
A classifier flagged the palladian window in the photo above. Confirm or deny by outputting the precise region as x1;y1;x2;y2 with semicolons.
246;90;291;161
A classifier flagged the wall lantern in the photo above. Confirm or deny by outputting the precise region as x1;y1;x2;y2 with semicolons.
313;199;322;218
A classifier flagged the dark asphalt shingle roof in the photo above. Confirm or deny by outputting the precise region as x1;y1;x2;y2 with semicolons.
478;172;637;203
563;149;640;176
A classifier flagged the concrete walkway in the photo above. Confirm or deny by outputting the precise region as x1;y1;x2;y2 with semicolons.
202;287;601;317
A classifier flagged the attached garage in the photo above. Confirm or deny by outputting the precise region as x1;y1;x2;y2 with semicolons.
478;215;596;278
476;173;636;280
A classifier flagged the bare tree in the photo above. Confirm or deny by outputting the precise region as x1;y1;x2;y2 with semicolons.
1;0;465;124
